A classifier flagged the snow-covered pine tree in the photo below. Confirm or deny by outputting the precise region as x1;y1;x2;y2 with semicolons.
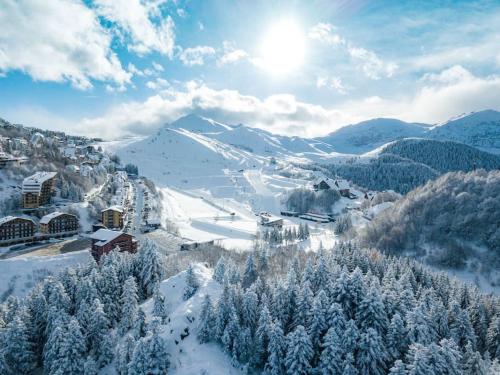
285;325;313;375
128;330;170;375
388;359;405;375
134;308;148;338
356;285;388;334
88;298;113;367
152;288;168;324
386;313;407;361
486;314;500;358
356;328;386;375
1;316;36;374
119;276;139;335
184;264;199;300
116;334;136;375
242;253;258;289
462;341;487;375
213;256;227;283
264;320;286;375
53;318;86;375
254;304;272;367
342;353;358;375
198;294;215;343
83;356;99;375
134;239;166;298
318;327;344;374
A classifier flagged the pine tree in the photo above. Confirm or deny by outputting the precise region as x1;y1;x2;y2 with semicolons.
388;360;406;375
486;314;499;358
342;319;359;354
242;253;258;289
128;331;170;375
318;327;344;374
254;304;272;367
119;276;139;334
96;264;121;326
83;357;98;375
134;239;166;298
134;308;148;338
449;304;476;349
356;285;388;334
198;294;215;343
265;321;286;375
463;342;487;375
308;291;328;349
242;288;259;331
213;257;227;283
152;288;169;323
1;316;36;374
116;334;136;375
342;353;358;375
88;298;113;367
356;328;386;375
387;313;407;361
294;280;313;329
53;318;86;375
184;264;199;300
285;325;313;375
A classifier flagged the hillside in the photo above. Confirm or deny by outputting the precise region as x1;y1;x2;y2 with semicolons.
430;110;500;153
324;138;500;194
359;170;500;282
316;118;429;154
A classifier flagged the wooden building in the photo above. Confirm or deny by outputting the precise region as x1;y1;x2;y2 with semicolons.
101;205;125;229
22;171;57;208
39;212;79;236
0;216;36;245
89;229;137;260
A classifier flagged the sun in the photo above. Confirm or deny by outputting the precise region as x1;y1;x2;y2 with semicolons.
259;19;306;75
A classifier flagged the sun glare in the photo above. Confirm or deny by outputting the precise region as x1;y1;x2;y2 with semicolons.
259;19;305;75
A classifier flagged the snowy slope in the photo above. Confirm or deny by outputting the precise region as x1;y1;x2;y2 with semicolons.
429;110;500;153
141;263;242;375
316;118;429;154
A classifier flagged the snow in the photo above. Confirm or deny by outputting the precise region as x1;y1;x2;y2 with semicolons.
141;263;242;375
0;250;91;299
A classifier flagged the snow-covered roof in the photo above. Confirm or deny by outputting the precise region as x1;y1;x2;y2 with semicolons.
101;205;124;213
40;211;75;224
0;215;35;226
89;229;125;246
333;179;350;190
22;172;57;194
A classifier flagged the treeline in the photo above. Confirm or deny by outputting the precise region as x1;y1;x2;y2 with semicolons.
380;139;500;173
199;244;500;374
286;188;340;213
359;170;500;271
0;240;170;374
324;139;500;194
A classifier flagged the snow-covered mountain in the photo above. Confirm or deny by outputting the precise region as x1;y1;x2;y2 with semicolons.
315;118;429;154
116;114;339;189
429;109;500;153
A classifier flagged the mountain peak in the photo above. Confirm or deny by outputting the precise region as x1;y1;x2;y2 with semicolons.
168;114;232;133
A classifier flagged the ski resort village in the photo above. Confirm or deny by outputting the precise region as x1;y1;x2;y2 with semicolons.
1;1;500;374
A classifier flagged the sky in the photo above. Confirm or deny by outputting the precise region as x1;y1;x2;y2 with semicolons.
0;0;499;139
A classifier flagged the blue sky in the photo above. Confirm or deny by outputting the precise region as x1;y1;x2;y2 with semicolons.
0;0;499;138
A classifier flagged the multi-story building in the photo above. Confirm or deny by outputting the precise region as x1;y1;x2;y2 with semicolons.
39;212;79;236
22;172;57;208
101;205;125;229
89;229;137;260
0;216;36;245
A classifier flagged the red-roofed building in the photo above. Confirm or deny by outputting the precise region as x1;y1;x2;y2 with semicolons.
89;229;137;260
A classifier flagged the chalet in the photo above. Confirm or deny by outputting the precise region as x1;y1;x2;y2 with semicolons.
22;172;57;209
313;177;352;198
39;212;79;236
89;229;137;260
0;216;36;245
260;214;284;228
0;152;27;168
101;205;125;229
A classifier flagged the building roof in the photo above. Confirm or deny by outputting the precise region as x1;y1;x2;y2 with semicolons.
314;177;350;191
89;229;127;246
101;205;124;213
0;215;35;226
22;172;57;194
40;211;76;224
334;179;350;190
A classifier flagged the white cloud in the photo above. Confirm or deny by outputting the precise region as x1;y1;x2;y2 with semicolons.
316;75;347;94
152;61;164;72
198;22;205;31
146;78;170;90
93;0;175;57
177;8;187;18
218;41;249;66
74;66;500;139
178;46;216;66
0;0;131;89
308;23;344;45
308;22;397;79
127;63;144;77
